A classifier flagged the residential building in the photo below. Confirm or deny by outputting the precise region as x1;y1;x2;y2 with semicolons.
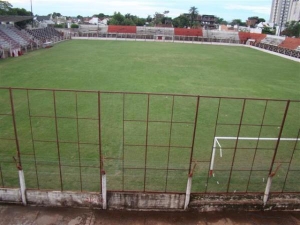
288;0;300;21
35;16;54;28
182;14;216;28
88;17;109;25
269;0;291;27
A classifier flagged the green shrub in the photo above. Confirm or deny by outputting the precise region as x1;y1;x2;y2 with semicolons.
71;24;79;28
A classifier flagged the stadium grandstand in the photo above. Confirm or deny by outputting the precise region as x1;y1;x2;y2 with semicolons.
1;19;300;59
0;16;67;59
76;25;300;59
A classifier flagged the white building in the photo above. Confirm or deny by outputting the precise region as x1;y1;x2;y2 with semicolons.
88;17;109;25
288;0;300;21
269;0;291;27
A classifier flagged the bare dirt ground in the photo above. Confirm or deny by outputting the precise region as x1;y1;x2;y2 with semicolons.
0;204;299;225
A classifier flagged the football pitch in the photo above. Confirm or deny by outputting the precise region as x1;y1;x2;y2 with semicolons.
0;40;299;193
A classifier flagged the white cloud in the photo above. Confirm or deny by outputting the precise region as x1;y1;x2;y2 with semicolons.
225;4;270;15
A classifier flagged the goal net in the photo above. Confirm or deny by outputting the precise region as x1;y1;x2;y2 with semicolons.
209;136;299;176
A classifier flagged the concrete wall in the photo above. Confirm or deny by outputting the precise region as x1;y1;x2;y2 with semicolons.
107;192;185;210
1;188;300;211
26;190;103;208
0;188;102;208
189;194;300;212
0;188;21;203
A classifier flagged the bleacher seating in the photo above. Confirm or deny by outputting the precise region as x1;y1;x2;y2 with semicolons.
279;37;300;50
260;35;285;46
26;27;62;43
79;25;108;34
137;27;175;36
108;25;136;34
203;30;239;41
238;32;267;44
174;28;202;36
0;25;20;49
0;25;30;47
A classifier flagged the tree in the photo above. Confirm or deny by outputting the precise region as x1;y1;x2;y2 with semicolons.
0;1;32;28
258;18;266;24
49;12;61;18
94;13;108;19
262;27;275;35
172;15;189;28
153;12;164;25
108;12;125;25
281;21;300;37
135;18;146;26
146;15;152;23
189;6;198;27
216;17;227;25
71;24;79;28
0;0;12;12
231;19;246;27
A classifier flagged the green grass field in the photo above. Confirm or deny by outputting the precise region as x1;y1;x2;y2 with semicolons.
0;40;299;193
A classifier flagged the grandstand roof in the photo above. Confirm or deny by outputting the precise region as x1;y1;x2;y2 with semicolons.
0;16;33;23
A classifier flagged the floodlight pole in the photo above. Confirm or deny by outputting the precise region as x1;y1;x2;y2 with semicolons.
30;0;33;27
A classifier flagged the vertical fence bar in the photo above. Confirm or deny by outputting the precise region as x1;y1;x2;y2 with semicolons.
264;100;290;206
207;98;221;181
189;96;200;173
143;94;150;192
282;129;300;192
0;164;4;187
98;91;103;191
26;90;40;189
122;93;125;191
53;90;63;191
165;96;175;192
226;99;246;193
268;100;290;175
9;88;22;169
75;92;83;192
10;88;27;205
246;100;268;192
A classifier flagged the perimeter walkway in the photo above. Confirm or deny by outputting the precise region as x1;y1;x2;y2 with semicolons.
0;204;299;225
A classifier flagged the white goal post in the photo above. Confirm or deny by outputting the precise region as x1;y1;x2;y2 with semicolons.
209;136;300;176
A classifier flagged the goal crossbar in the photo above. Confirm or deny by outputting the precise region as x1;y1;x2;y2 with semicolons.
209;137;299;176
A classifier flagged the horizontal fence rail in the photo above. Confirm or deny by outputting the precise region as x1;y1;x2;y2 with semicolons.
0;87;299;196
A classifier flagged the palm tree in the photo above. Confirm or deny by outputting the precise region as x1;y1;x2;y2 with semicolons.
189;6;198;27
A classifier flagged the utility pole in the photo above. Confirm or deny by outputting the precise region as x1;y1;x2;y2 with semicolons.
30;0;33;28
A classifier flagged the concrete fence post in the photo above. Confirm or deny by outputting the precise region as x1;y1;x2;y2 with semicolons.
184;175;193;210
102;171;107;209
264;164;282;206
263;176;272;206
19;170;27;205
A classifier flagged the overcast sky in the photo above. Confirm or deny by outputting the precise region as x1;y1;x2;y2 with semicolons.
8;0;272;22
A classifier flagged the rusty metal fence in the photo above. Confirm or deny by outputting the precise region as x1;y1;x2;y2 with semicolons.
0;87;299;194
